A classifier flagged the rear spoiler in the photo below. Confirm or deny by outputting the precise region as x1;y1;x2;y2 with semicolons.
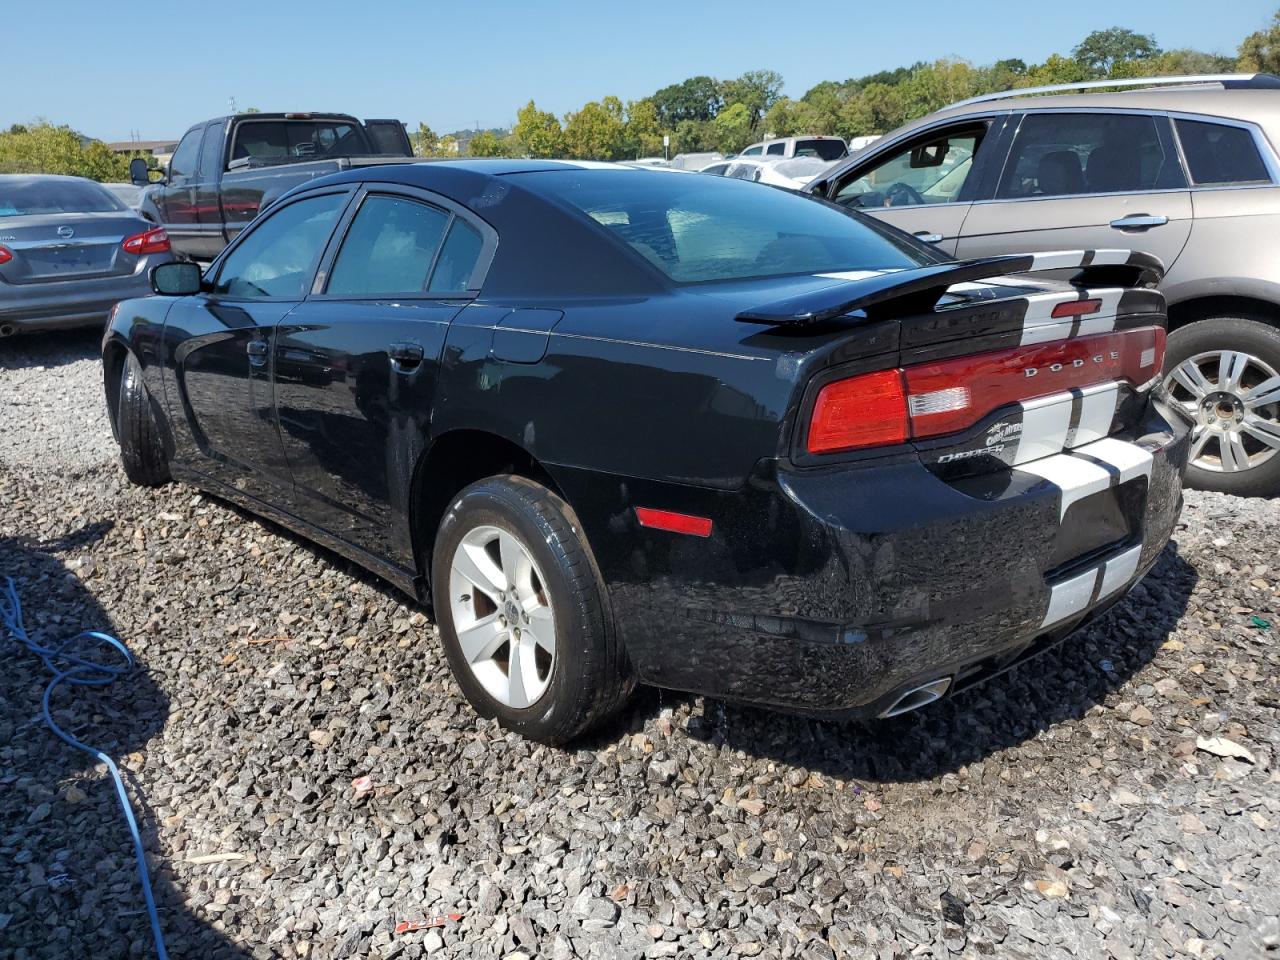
735;250;1165;327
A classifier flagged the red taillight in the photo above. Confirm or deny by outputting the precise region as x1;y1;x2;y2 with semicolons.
807;369;909;454
1050;298;1102;319
805;326;1166;454
0;245;12;265
635;507;714;538
121;227;170;256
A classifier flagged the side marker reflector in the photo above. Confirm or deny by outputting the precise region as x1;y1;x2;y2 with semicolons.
636;507;713;538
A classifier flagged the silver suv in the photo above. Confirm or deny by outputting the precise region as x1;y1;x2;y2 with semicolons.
808;74;1280;498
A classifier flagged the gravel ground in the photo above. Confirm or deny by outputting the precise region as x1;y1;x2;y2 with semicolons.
1;331;1277;960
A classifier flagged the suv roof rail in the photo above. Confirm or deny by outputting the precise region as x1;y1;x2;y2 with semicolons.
945;73;1280;111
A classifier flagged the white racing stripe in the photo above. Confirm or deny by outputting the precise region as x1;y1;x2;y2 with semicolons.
1019;288;1124;345
1014;395;1072;464
1074;383;1121;446
1097;544;1143;599
1041;566;1100;627
1018;453;1114;518
1081;436;1155;484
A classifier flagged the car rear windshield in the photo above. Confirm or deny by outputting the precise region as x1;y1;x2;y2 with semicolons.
0;178;126;216
518;169;933;283
231;120;373;163
796;139;848;161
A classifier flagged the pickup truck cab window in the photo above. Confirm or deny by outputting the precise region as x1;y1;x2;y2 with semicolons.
997;113;1186;199
834;125;984;208
168;129;201;183
231;120;369;162
199;121;226;178
212;193;346;299
1174;118;1272;186
326;195;451;296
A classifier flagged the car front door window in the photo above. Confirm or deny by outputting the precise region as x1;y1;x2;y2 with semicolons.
834;129;981;208
213;193;347;299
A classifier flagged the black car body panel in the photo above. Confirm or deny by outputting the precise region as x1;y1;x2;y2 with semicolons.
104;161;1189;718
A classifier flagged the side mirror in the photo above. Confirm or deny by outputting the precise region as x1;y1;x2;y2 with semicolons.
129;157;151;187
150;262;203;296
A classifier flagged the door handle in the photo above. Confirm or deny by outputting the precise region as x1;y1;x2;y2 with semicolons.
1110;214;1168;231
389;341;424;373
914;231;944;243
246;339;268;366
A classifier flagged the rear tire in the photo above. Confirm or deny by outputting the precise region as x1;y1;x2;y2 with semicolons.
117;352;171;487
1164;317;1280;498
431;475;632;744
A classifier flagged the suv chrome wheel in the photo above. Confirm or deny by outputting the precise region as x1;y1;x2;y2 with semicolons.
447;524;556;709
1166;349;1280;474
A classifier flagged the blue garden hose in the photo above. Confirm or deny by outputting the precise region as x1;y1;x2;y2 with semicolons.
1;576;168;960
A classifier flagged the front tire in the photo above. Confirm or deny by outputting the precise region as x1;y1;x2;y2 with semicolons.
1164;317;1280;498
116;352;171;487
431;475;631;744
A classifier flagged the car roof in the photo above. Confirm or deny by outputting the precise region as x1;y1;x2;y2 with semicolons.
899;88;1280;133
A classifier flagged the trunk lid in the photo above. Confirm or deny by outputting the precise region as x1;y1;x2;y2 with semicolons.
0;212;149;284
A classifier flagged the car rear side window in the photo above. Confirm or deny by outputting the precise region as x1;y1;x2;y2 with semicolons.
998;113;1185;199
1175;119;1271;185
213;192;346;299
798;139;848;161
521;168;932;283
199;121;225;178
766;142;786;156
427;220;484;293
168;129;201;183
327;195;451;296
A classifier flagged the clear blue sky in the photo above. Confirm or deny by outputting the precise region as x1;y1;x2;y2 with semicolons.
7;0;1276;141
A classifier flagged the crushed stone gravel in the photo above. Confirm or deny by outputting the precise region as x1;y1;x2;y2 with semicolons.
1;332;1277;960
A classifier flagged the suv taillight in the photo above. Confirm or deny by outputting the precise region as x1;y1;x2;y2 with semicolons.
122;227;170;256
805;327;1166;455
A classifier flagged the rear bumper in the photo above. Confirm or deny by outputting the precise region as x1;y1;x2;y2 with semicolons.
0;254;171;333
554;395;1189;717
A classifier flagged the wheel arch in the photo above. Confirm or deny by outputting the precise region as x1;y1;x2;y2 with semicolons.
102;337;129;442
1165;290;1280;333
408;429;565;598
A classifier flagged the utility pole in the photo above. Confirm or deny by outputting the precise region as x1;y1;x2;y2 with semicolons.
229;95;237;115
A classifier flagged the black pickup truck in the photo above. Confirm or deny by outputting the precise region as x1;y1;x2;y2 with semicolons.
131;112;413;259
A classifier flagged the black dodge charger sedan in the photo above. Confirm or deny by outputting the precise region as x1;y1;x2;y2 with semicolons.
102;159;1189;743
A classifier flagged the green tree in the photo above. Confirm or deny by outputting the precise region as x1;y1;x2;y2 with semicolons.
839;83;909;137
1018;53;1093;88
467;130;509;157
438;134;459;155
623;98;665;158
652;76;722;125
901;60;981;116
413;122;439;157
671;118;714;154
1072;27;1161;77
0;122;129;180
562;97;626;160
512;100;564;158
708;102;754;153
1239;11;1280;73
719;69;784;130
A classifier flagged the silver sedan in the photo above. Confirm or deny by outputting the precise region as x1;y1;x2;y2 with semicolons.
0;174;175;337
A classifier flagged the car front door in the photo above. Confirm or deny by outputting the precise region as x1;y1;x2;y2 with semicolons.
192;119;227;259
817;118;1006;254
157;127;203;253
162;189;352;502
272;187;493;564
956;111;1194;270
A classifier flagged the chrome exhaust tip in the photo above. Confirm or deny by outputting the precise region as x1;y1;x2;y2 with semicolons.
878;677;952;718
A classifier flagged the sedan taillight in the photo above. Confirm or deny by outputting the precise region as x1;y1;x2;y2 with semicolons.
121;227;170;256
0;245;12;265
806;326;1166;455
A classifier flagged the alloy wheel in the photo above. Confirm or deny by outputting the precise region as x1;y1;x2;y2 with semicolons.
1165;349;1280;473
447;524;556;709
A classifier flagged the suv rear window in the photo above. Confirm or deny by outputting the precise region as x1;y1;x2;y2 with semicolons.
1175;119;1271;185
520;168;933;283
998;113;1185;198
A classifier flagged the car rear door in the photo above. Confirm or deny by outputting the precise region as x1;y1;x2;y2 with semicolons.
161;188;352;501
191;119;227;259
817;116;1009;254
271;185;494;564
956;110;1193;271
